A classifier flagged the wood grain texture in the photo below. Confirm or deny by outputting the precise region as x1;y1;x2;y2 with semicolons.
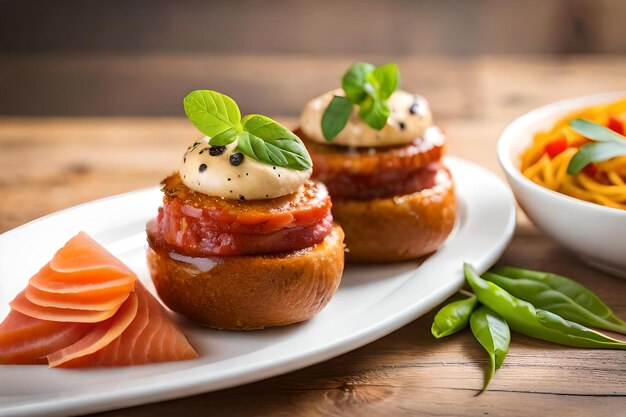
1;56;626;416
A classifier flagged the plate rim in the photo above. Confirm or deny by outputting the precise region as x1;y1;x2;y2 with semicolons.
0;156;516;417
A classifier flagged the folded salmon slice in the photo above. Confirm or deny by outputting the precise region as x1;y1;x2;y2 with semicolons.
10;291;122;323
9;232;137;320
25;284;131;311
0;311;90;364
29;263;136;294
47;292;139;367
53;282;198;367
0;231;198;367
49;232;134;275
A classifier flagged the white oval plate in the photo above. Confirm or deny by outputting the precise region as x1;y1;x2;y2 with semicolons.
0;157;515;417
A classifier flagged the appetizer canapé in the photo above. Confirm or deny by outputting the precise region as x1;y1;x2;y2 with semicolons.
521;97;626;210
295;62;456;262
0;232;197;367
146;90;345;330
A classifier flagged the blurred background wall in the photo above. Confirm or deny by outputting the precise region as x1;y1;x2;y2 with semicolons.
0;0;625;117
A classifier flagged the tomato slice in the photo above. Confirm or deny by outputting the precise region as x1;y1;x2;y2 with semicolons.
297;129;444;177
148;212;333;257
607;116;625;135
152;177;333;256
298;128;446;200
318;162;442;200
582;163;598;178
161;175;330;233
544;137;568;158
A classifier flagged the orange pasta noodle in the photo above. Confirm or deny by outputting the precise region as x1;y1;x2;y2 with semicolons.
521;97;626;210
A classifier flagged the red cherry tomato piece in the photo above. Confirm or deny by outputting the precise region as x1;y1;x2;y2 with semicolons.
544;137;568;159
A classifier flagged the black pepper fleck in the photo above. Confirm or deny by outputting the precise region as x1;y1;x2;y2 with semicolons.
229;190;233;193
266;194;269;198
239;194;246;201
227;178;231;181
272;166;276;170
230;152;244;166
198;163;207;173
246;172;249;176
410;97;420;115
278;174;281;178
398;122;406;131
183;156;187;163
199;147;210;155
209;146;227;156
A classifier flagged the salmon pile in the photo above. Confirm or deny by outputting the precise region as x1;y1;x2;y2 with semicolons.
0;232;198;367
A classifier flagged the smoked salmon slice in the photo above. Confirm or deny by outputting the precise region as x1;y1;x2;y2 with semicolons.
10;291;122;323
49;232;134;275
0;311;90;364
30;271;135;295
0;231;198;367
25;284;131;311
47;292;139;367
29;263;135;294
54;282;198;367
9;233;137;320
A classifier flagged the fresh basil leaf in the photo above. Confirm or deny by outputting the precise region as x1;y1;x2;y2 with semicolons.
365;63;399;100
567;141;626;175
209;128;239;146
237;131;287;166
570;118;626;144
431;294;479;338
240;115;312;171
321;96;353;141
323;61;399;140
487;267;626;334
184;90;242;137
341;62;375;103
359;96;390;130
470;306;511;394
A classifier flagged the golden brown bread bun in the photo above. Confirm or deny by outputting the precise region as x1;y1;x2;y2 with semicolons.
147;226;345;330
332;168;456;263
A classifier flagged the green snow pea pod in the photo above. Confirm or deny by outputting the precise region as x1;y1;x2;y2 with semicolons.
431;294;478;338
489;266;626;334
469;306;510;393
464;263;626;350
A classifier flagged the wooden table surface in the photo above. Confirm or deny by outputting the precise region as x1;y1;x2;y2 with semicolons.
1;56;626;416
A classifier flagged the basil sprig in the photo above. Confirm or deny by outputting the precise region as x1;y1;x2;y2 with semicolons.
566;118;626;175
184;90;312;171
321;62;399;141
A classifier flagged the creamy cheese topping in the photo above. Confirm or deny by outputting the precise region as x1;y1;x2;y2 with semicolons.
299;89;433;147
179;137;312;200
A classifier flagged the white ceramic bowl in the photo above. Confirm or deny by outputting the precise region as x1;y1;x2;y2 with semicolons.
497;92;626;278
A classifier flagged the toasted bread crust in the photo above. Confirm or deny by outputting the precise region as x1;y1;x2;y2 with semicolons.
147;226;345;330
332;168;456;263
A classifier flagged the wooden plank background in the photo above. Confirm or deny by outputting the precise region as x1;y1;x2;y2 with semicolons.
1;0;626;116
2;55;626;231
